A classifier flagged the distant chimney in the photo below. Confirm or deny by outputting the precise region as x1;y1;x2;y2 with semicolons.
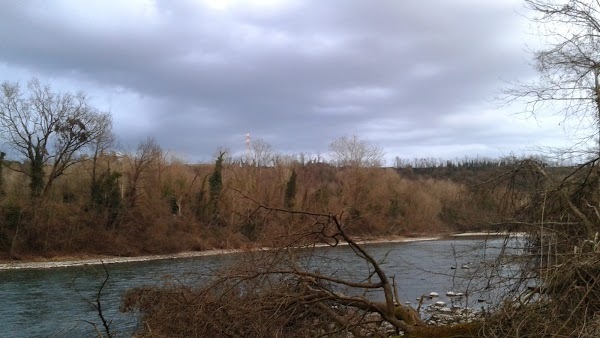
245;133;251;163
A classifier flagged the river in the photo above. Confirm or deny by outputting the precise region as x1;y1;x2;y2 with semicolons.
0;236;523;337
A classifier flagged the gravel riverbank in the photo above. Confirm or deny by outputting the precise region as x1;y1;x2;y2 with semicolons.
0;232;519;271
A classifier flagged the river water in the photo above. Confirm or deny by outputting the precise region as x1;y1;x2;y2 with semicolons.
0;236;523;337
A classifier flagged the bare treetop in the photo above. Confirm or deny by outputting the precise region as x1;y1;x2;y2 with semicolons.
329;134;384;167
507;0;600;154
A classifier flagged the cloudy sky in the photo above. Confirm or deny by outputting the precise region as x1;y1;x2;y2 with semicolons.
0;0;585;163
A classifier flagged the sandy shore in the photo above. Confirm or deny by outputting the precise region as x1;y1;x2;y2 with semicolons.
0;248;247;271
451;231;526;237
0;232;515;271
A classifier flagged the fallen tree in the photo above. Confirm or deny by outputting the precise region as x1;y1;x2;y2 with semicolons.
121;200;482;337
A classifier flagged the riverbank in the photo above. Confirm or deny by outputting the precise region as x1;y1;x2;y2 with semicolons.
0;232;517;271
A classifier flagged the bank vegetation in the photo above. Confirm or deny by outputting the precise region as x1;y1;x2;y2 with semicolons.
0;134;511;260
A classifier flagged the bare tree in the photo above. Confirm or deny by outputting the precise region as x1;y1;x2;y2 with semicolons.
0;78;112;197
124;138;162;210
329;134;384;167
507;0;600;155
250;138;274;167
481;2;600;336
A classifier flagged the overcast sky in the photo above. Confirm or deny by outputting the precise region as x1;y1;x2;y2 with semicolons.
0;0;586;163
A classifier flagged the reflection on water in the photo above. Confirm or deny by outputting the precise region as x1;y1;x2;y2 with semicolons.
0;236;523;337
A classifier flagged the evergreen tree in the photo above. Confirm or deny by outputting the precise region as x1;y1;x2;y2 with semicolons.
284;169;297;209
208;151;225;220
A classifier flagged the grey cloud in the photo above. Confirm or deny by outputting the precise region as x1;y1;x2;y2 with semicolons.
0;0;562;161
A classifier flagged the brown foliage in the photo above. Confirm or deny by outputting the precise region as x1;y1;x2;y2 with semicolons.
0;147;493;259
